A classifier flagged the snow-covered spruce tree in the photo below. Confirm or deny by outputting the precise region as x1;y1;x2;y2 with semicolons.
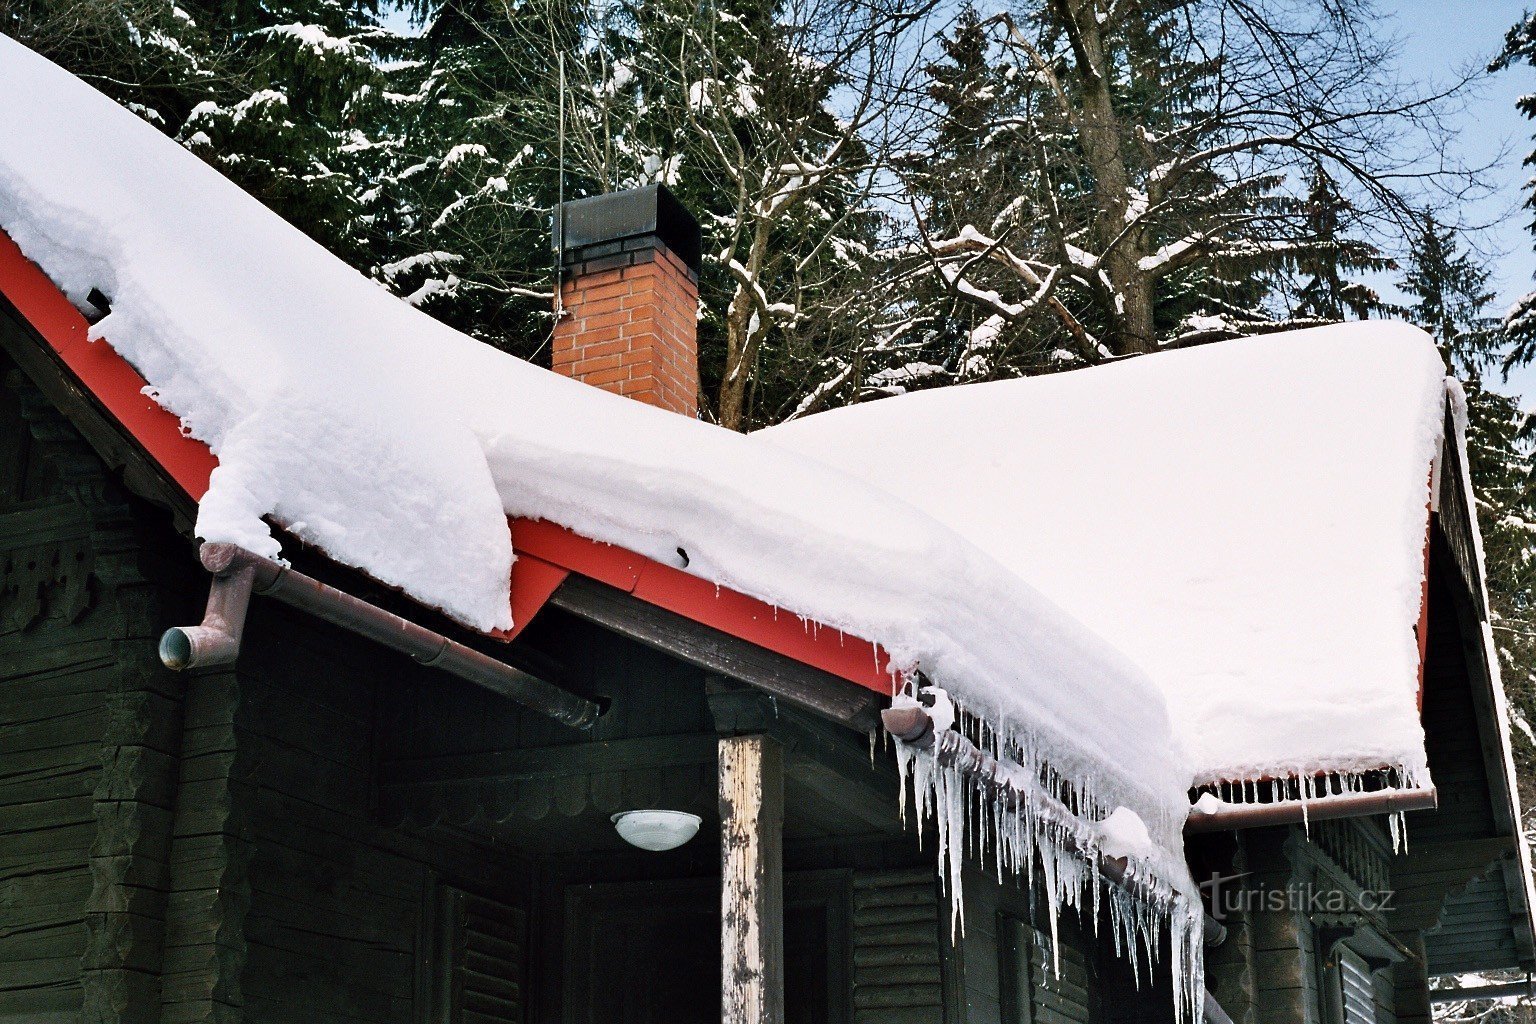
1281;163;1394;324
5;0;405;266
871;5;1068;391
1399;213;1536;783
1495;10;1536;377
880;0;1468;373
379;0;922;429
1402;212;1500;372
347;0;586;355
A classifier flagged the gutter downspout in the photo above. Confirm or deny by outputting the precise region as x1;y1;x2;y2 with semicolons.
161;543;600;729
1184;785;1438;832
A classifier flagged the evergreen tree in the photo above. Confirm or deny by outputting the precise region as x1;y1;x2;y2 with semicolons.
1493;9;1536;372
6;0;404;264
1399;214;1536;779
1284;164;1394;323
1400;211;1500;373
372;0;900;427
869;0;1458;384
885;6;1050;385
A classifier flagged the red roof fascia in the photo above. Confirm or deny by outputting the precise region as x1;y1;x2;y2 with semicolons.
0;230;894;696
510;518;896;694
0;231;217;497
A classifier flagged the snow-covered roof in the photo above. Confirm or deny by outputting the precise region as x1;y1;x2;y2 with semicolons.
0;33;1199;926
0;38;1471;1012
766;327;1448;788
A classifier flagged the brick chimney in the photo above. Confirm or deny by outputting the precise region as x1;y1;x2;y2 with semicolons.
552;185;701;416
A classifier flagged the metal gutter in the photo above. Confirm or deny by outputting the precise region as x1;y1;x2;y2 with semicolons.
884;705;1238;1024
161;543;601;729
1185;785;1437;832
884;705;1437;837
882;705;1228;946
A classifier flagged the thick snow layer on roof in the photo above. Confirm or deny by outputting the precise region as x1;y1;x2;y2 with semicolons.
0;38;1201;930
764;325;1449;786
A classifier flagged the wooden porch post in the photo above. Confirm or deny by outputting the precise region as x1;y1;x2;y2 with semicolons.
719;734;785;1024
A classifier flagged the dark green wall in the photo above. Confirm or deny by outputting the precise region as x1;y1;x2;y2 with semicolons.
0;363;196;1024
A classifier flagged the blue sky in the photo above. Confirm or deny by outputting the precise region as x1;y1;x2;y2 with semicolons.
1382;2;1536;401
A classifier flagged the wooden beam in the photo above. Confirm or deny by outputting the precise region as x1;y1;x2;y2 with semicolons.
720;734;784;1024
551;573;882;729
377;733;718;788
707;677;903;835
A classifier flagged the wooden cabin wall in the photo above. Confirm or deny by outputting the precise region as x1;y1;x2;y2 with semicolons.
1;362;530;1024
946;864;1174;1024
196;600;533;1024
0;365;199;1024
1246;829;1323;1024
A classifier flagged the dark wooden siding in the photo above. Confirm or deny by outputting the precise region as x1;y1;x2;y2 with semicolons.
227;601;531;1024
0;365;194;1023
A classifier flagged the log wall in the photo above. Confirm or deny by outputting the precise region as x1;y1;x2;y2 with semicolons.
1;366;195;1024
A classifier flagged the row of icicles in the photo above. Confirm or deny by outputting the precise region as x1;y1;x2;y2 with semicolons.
886;689;1418;1024
890;691;1207;1024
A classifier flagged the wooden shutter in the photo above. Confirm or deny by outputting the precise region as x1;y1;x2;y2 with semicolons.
1002;917;1092;1024
1336;949;1376;1024
427;885;526;1024
851;869;943;1024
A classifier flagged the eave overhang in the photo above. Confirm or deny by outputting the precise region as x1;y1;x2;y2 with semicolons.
0;228;895;721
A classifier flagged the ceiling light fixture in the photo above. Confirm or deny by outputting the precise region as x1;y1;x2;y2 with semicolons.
611;809;702;851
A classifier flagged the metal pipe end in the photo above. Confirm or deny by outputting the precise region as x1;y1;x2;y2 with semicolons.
199;542;242;575
159;625;240;670
881;706;935;748
1203;916;1228;947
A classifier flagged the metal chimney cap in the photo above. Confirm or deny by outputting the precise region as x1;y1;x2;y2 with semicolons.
555;183;702;274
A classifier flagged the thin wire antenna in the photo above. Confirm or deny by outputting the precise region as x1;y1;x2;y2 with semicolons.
555;49;567;318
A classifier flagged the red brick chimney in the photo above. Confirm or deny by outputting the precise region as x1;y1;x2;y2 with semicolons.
552;185;701;416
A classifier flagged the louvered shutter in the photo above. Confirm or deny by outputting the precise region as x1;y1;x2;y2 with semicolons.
1005;919;1092;1024
851;869;943;1023
431;886;526;1024
1336;949;1376;1024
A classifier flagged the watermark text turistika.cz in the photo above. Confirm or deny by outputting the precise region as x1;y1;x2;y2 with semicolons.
1200;872;1394;921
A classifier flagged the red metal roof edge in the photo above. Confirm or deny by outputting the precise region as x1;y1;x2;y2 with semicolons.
0;231;218;498
0;230;894;697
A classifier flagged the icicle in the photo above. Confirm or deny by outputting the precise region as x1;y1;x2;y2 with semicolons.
891;692;1206;1024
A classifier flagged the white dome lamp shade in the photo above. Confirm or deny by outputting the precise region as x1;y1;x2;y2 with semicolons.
611;809;703;852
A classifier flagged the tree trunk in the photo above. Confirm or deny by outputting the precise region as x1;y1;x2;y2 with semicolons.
1107;256;1158;354
719;286;757;431
1052;0;1158;355
717;220;774;431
